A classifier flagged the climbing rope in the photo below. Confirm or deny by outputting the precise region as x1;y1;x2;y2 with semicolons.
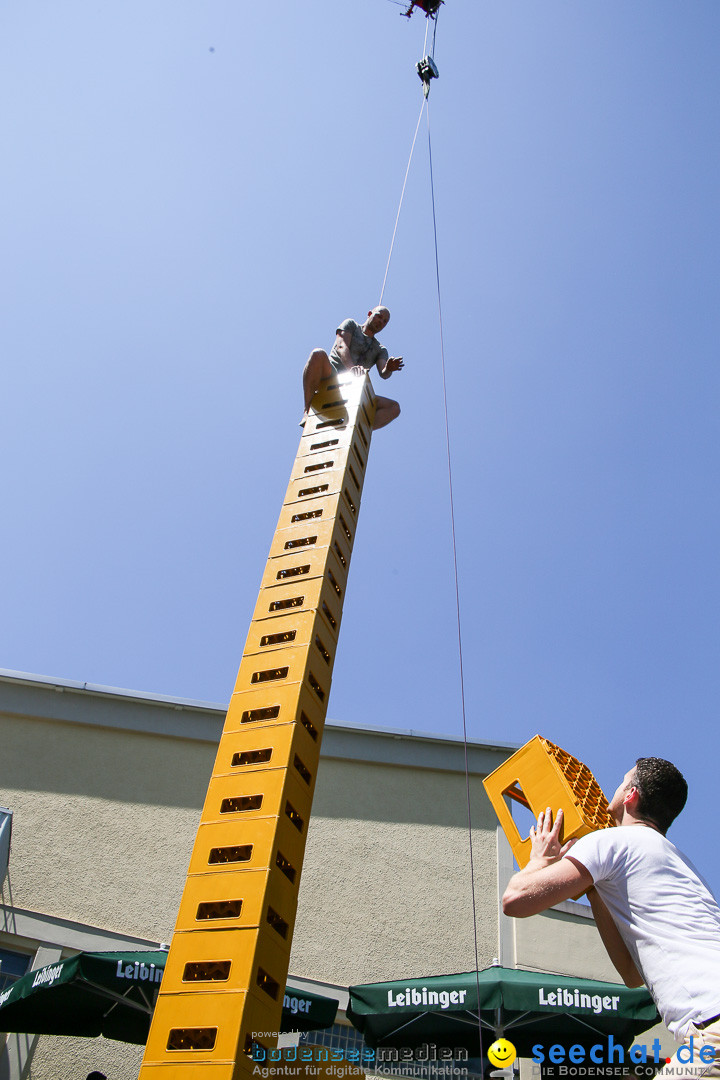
379;19;430;306
378;98;426;307
426;91;488;1069
381;8;489;1065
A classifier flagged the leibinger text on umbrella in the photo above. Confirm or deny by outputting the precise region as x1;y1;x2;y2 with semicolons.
0;985;18;1006
249;992;328;1034
538;987;622;1014
385;984;622;1015
387;987;468;1009
31;964;64;989
115;960;164;983
283;993;315;1015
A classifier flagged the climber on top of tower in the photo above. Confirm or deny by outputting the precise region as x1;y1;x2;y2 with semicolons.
301;307;404;431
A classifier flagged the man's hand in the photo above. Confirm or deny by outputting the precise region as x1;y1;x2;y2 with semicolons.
384;356;404;374
351;365;366;376
502;808;593;917
528;808;576;867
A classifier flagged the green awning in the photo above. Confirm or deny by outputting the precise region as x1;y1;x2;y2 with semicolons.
347;966;659;1057
0;950;337;1044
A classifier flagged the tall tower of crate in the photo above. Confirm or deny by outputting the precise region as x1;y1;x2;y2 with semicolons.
139;372;376;1080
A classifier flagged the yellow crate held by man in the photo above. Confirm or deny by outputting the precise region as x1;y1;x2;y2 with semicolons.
483;735;615;868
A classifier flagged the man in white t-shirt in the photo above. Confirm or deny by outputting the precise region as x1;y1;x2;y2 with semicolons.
503;758;720;1079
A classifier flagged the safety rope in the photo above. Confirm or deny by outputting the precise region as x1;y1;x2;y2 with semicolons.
425;93;487;1072
378;98;426;307
378;20;430;306
378;16;488;1063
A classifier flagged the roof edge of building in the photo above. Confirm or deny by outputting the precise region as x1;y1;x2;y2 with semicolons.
0;668;518;774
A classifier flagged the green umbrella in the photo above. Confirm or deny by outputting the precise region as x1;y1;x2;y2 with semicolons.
0;950;167;1044
347;966;659;1058
0;950;337;1044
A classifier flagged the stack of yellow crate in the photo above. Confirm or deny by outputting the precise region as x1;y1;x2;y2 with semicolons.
139;373;376;1080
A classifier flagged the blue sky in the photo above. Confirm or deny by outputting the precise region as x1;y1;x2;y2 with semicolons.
2;1;719;892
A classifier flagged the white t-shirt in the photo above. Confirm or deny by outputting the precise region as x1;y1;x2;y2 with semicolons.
569;826;720;1038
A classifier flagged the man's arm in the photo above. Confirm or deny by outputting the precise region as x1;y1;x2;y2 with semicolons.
502;808;593;916
333;330;357;372
503;810;645;990
377;354;404;380
503;850;592;916
582;882;644;988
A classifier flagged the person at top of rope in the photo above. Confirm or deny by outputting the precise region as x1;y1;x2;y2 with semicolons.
301;307;404;430
503;758;720;1080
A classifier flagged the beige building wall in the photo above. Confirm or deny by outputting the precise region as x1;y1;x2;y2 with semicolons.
296;757;498;984
0;671;668;1079
0;671;513;1080
0;687;504;976
516;904;620;982
0;712;209;943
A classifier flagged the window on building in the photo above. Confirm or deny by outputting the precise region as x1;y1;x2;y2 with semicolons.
0;948;31;994
0;808;12;889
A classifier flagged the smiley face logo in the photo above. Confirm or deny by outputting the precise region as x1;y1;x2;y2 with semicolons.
487;1039;517;1069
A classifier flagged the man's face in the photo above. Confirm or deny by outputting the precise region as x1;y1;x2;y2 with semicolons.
608;768;636;825
366;307;390;334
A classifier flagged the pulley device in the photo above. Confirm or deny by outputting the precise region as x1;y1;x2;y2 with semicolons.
416;54;439;98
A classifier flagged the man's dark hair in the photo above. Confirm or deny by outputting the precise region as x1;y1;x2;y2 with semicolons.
632;757;688;834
